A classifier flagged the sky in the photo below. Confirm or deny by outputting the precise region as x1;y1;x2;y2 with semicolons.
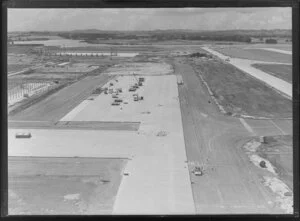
8;8;292;32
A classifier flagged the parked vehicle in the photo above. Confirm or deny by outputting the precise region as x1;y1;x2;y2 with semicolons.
111;102;120;106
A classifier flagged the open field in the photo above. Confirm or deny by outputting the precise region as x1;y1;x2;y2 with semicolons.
8;121;141;131
190;58;292;118
8;64;32;73
38;63;99;73
104;62;173;76
252;64;292;84
211;46;292;63
8;157;127;215
10;72;84;81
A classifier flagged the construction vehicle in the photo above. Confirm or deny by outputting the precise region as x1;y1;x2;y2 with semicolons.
193;166;203;176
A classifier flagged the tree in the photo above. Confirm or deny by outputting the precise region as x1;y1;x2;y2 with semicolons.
265;38;277;44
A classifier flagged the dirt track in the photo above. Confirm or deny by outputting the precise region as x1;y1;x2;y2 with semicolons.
9;74;113;122
174;57;292;213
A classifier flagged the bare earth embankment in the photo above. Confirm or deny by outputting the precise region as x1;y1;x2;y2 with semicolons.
241;135;293;213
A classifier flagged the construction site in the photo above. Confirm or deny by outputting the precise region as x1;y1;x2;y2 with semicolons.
7;34;293;214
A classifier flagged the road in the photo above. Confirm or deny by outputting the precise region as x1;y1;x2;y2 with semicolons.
173;57;290;213
9;73;113;122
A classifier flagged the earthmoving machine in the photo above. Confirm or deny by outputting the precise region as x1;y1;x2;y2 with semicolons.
193;166;203;176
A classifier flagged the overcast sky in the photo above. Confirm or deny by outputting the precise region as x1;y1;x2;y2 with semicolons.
8;8;291;32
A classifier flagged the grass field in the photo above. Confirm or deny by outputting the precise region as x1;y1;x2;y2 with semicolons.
252;64;292;83
8;64;32;73
212;47;292;63
8;157;127;215
191;59;292;118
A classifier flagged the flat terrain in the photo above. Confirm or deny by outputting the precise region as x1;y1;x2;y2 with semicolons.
9;73;112;122
8;62;194;214
190;59;292;118
173;57;292;213
252;64;292;83
8;64;32;73
9;72;84;80
7;42;294;215
8;157;127;215
212;46;292;63
8;121;141;131
104;62;173;76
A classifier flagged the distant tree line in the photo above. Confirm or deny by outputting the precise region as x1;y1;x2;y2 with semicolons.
265;38;278;44
58;32;252;43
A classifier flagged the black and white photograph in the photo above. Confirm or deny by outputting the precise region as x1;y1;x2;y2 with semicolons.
5;6;294;215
